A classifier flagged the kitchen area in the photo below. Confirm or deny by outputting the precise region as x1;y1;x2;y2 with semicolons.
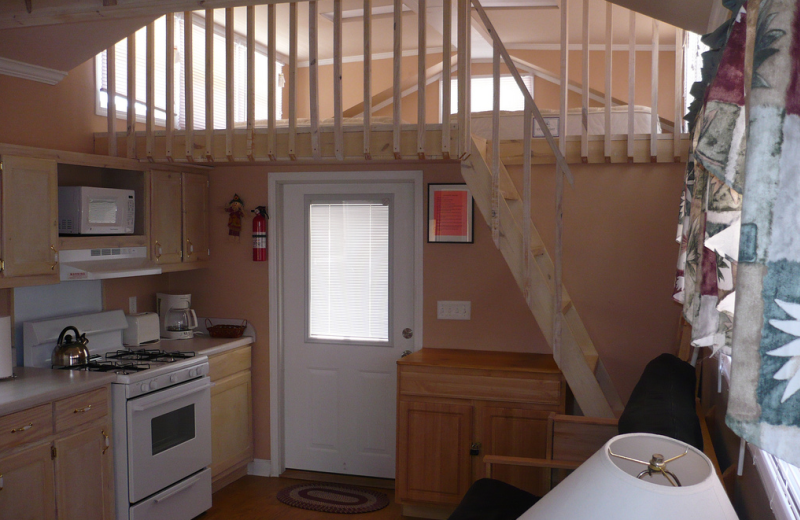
0;147;263;520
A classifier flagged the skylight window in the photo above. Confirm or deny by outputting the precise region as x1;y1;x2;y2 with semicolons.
442;74;534;118
95;12;282;129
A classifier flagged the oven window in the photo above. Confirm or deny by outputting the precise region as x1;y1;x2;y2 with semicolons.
151;404;195;455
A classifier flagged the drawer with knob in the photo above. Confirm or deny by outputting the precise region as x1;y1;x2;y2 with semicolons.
0;404;52;452
54;387;108;433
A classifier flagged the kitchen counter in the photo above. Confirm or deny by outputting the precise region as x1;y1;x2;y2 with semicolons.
159;335;255;358
0;366;116;416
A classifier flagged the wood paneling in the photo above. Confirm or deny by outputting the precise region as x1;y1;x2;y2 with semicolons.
0;403;52;452
208;345;251;381
182;172;210;262
397;349;566;510
54;387;108;434
209;345;253;491
479;406;551;496
150;169;184;264
396;400;473;505
0;443;56;520
0;156;58;278
54;423;114;520
399;370;562;405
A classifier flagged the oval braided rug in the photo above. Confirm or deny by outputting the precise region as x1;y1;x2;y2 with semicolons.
276;482;389;514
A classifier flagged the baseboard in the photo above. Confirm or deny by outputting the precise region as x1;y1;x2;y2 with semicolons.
247;458;272;477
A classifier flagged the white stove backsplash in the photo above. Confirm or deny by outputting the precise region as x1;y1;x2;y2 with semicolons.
14;280;103;365
23;309;128;368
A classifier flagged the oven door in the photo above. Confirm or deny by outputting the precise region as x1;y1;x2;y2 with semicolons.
126;376;212;503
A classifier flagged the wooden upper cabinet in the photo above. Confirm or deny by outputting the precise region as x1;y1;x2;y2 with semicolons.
182;172;209;263
150;169;183;264
0;155;58;278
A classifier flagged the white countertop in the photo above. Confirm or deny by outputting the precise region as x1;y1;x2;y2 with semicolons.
159;335;255;357
0;367;116;417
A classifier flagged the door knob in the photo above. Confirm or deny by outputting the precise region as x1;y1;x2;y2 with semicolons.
402;328;413;339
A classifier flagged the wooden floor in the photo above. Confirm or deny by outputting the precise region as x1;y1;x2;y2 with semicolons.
202;476;407;519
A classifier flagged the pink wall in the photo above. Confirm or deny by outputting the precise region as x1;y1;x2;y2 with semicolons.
0;60;107;153
164;161;549;460
507;162;685;402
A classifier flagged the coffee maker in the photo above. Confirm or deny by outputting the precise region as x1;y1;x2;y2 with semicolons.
156;293;198;340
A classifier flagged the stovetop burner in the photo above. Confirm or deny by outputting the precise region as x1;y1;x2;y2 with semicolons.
105;348;197;363
55;358;152;374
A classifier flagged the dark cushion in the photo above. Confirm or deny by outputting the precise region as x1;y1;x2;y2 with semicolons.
446;478;539;520
618;353;703;451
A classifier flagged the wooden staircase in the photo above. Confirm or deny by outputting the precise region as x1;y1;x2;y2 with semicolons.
462;134;624;418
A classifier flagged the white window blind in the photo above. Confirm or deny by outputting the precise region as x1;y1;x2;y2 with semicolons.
308;201;390;343
98;11;282;129
446;75;534;115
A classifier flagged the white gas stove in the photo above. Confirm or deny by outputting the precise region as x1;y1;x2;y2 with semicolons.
23;310;212;520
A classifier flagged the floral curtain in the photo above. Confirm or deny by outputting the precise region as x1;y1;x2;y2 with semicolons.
676;0;800;466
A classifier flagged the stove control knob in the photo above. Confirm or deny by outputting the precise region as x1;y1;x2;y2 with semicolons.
150;380;159;390
197;366;206;376
189;369;197;378
170;374;178;383
140;383;149;392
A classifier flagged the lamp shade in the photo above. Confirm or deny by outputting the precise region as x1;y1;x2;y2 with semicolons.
519;433;738;520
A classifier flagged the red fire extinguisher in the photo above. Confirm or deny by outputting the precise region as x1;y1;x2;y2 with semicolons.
252;206;268;262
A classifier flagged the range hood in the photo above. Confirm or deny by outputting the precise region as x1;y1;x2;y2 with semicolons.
60;247;162;281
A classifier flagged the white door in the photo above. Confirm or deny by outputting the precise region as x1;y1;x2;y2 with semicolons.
282;180;418;479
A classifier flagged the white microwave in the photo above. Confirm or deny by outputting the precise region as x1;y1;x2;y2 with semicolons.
58;186;135;235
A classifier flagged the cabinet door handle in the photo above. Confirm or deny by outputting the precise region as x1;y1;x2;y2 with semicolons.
50;245;58;270
154;241;162;259
74;404;92;413
102;430;110;454
0;473;3;491
11;423;32;433
186;239;194;255
0;258;5;272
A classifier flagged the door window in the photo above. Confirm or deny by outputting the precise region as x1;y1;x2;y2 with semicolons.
307;197;391;344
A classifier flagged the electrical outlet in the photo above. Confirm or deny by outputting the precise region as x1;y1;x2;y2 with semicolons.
437;301;471;320
129;296;137;315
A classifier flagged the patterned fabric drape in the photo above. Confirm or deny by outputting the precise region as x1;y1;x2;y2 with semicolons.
674;3;748;357
726;0;800;467
675;0;800;466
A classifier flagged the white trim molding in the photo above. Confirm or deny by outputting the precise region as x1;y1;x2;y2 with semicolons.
0;57;67;85
247;459;274;477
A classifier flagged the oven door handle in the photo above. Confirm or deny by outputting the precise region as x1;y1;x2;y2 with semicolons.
153;473;202;503
131;379;213;413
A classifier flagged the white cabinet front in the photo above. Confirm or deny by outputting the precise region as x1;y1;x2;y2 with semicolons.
126;377;212;502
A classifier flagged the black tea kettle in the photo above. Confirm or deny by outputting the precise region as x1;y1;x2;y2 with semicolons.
52;326;90;367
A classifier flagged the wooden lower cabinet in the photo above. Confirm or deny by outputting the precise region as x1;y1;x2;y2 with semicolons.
0;386;113;520
396;349;566;515
208;345;254;491
0;443;56;520
54;424;114;520
397;401;474;504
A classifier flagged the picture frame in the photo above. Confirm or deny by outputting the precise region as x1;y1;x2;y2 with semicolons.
427;184;474;243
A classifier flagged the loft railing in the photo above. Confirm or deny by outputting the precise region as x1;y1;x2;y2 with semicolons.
97;0;691;164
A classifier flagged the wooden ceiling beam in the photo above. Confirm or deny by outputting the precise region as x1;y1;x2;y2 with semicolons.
0;0;294;29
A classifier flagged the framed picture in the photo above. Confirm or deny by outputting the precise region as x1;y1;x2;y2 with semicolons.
427;184;474;243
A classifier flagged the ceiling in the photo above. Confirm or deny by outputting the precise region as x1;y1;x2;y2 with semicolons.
0;0;726;84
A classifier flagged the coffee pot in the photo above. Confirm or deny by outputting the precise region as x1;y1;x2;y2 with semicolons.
157;293;198;340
